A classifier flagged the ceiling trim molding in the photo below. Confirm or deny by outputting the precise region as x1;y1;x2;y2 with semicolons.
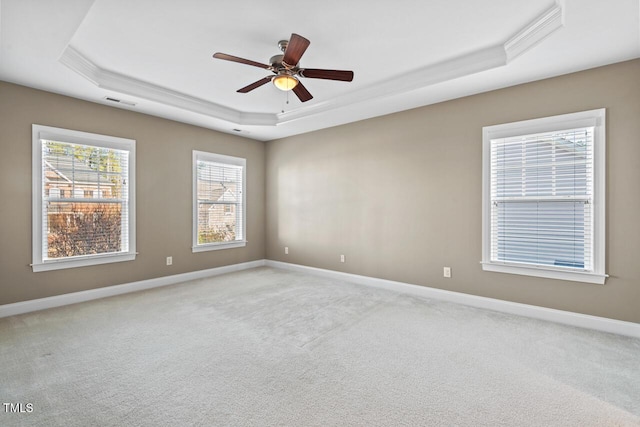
59;2;563;128
277;2;564;125
59;46;277;126
58;45;101;86
276;45;508;124
504;2;564;61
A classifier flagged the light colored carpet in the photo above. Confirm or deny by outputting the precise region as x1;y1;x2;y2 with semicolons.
1;267;639;426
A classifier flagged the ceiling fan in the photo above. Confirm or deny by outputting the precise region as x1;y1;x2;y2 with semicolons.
212;33;354;103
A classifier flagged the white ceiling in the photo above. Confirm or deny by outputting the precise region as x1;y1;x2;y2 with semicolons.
1;0;638;141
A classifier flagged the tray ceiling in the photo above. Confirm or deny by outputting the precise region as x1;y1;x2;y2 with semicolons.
1;0;638;140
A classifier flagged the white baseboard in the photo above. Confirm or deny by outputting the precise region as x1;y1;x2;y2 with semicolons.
4;258;638;339
265;260;640;339
0;259;266;318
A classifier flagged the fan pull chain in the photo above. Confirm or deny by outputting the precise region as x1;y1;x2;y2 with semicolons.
281;91;290;113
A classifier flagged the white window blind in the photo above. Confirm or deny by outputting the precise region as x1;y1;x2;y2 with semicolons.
481;109;606;284
490;128;593;270
32;125;136;272
193;151;246;251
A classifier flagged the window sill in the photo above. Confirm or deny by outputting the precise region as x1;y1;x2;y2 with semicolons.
32;253;136;272
192;241;247;253
481;262;607;285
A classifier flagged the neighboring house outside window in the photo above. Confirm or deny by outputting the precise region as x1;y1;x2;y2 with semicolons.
32;125;136;272
481;109;606;284
192;151;246;252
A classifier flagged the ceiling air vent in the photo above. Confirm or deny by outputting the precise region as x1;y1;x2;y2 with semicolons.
103;96;136;107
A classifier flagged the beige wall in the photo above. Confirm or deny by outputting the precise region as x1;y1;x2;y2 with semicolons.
2;60;639;322
0;82;265;305
266;59;640;323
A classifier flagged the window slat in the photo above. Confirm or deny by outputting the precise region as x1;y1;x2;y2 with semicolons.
489;127;595;271
193;152;245;248
34;127;135;271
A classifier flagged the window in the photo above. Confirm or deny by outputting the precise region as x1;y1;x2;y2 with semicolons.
32;125;136;272
482;109;606;284
193;151;246;252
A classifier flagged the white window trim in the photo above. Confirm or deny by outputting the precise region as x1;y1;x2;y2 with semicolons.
192;151;247;252
32;125;136;272
481;109;606;284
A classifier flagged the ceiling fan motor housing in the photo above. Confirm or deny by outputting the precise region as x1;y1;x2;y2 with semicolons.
269;54;285;68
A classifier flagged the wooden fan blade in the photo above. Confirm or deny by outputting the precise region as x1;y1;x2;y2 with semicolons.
237;77;272;93
282;33;310;67
293;81;313;102
213;53;271;70
299;68;354;82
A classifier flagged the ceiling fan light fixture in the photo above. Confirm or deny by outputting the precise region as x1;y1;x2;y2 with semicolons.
272;74;299;91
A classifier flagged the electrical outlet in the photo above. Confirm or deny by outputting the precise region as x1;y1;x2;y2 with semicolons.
340;254;345;263
285;246;289;255
166;256;172;266
443;266;451;278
